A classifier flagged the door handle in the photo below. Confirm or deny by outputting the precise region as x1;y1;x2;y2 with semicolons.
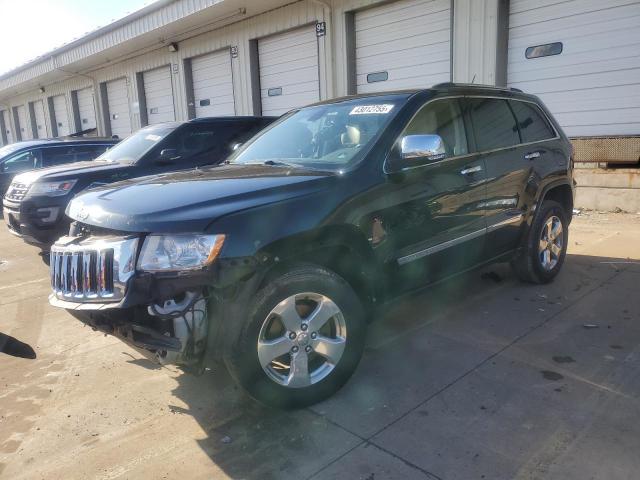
460;165;483;175
524;151;543;160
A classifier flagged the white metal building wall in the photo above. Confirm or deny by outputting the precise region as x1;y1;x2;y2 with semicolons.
52;94;71;136
142;66;176;124
191;49;235;117
106;78;133;138
258;25;320;116
16;105;30;140
32;100;48;138
77;87;97;130
354;0;452;93
508;0;640;137
1;110;13;144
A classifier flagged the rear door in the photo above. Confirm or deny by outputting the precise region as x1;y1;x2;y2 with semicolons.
466;97;533;257
378;97;487;292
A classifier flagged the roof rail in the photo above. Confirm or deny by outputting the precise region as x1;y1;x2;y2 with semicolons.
432;82;524;93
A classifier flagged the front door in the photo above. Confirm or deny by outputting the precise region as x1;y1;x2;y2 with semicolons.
372;97;487;294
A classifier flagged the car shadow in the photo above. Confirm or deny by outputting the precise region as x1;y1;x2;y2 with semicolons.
161;253;638;479
0;332;36;359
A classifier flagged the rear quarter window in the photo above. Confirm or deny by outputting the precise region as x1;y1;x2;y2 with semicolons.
509;100;556;143
468;98;520;152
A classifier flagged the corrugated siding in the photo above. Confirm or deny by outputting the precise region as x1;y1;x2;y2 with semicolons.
355;0;451;93
258;25;320;115
508;0;640;137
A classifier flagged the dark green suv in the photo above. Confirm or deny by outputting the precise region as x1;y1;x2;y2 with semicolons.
49;84;575;408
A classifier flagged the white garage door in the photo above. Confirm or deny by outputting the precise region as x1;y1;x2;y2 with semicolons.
143;66;175;125
191;50;235;118
258;25;320;116
52;95;71;137
77;87;97;130
32;100;48;138
16;105;31;140
508;0;640;137
1;110;13;144
355;0;451;94
106;78;132;139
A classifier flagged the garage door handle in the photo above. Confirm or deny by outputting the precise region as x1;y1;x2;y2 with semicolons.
524;151;543;160
460;165;483;175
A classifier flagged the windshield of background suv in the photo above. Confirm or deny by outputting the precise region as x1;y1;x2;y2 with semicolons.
229;96;408;171
95;125;176;164
0;143;27;159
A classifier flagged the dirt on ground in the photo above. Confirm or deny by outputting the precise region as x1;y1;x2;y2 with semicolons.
1;213;640;479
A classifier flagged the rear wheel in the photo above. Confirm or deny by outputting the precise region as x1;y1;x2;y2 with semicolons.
512;200;568;284
224;264;366;409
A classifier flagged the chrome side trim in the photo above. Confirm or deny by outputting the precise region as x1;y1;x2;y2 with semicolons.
397;228;486;266
486;213;524;233
397;213;524;266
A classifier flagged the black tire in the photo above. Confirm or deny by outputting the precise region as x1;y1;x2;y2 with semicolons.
224;264;366;409
512;200;568;284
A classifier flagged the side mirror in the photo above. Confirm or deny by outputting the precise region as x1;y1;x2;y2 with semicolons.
388;135;447;172
157;148;180;164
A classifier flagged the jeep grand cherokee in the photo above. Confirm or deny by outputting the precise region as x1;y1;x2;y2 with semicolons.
47;84;575;408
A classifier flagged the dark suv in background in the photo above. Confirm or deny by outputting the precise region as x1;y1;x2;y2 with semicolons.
48;84;575;408
3;116;275;248
0;138;118;198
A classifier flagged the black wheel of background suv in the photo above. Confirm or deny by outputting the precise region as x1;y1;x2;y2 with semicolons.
224;264;366;409
512;199;568;284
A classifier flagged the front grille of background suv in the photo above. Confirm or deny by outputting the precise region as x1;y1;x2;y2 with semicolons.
50;236;139;302
5;182;29;201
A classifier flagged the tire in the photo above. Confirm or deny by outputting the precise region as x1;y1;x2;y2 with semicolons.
224;264;366;409
512;200;568;284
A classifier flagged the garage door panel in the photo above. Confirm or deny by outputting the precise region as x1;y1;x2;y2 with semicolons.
33;101;47;138
192;50;235;118
258;25;319;116
356;0;449;27
355;0;451;93
52;95;71;137
16;105;30;140
509;54;640;83
509;0;634;28
143;66;175;125
507;0;640;137
2;110;13;143
106;78;132;139
77;88;96;130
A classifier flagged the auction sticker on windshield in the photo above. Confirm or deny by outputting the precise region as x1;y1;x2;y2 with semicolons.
145;134;163;142
350;104;394;115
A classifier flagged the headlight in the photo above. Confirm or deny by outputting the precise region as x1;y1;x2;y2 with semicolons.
137;234;226;272
27;179;77;197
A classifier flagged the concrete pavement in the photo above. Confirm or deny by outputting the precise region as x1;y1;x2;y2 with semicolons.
1;212;639;479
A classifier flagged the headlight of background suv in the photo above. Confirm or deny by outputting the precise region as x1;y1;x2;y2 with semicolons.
27;179;78;197
137;234;226;272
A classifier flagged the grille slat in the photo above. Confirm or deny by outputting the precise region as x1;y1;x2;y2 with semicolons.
5;182;29;201
49;236;138;304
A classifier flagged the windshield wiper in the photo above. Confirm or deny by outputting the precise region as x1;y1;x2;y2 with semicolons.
263;160;297;167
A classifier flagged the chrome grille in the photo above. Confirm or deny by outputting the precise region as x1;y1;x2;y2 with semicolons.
5;182;29;201
50;236;138;303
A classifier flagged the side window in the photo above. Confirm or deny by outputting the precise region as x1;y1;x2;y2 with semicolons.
1;149;42;173
402;99;469;157
74;145;111;162
509;101;555;143
41;147;77;167
468;98;520;152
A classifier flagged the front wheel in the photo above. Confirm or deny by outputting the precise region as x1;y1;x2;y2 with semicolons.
224;264;366;409
512;200;568;284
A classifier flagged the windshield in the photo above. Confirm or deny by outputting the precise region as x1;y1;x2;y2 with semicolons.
0;143;27;159
230;96;407;171
95;125;176;164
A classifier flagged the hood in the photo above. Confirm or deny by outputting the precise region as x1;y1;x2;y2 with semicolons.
67;164;336;233
13;161;130;186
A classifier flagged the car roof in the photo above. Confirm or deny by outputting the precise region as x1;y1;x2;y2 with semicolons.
188;116;278;124
3;138;118;149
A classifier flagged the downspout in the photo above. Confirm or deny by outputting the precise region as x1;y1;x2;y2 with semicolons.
309;0;334;99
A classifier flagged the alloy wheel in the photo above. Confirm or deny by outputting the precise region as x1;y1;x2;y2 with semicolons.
539;215;563;271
